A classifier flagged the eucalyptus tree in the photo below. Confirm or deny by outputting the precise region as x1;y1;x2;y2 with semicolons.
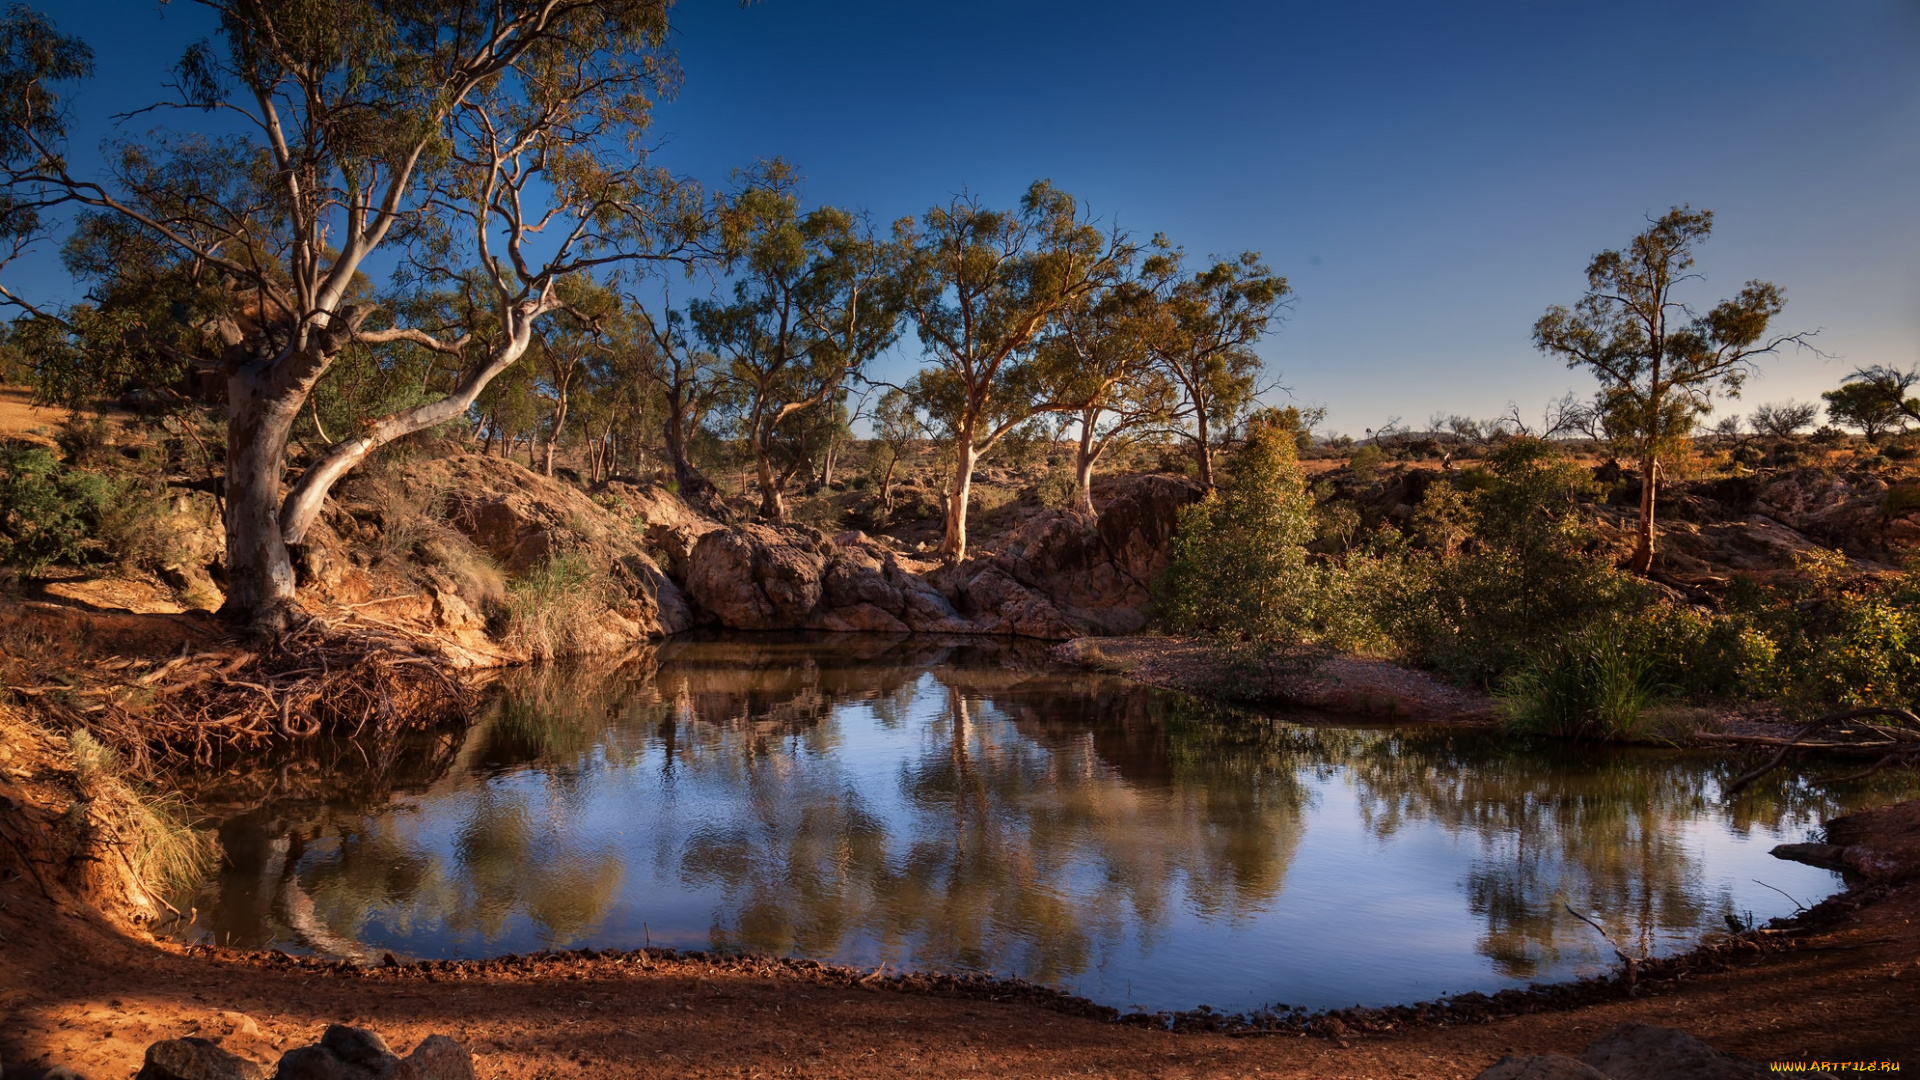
1533;207;1810;574
1825;365;1920;443
1142;244;1291;488
627;301;724;507
1029;275;1172;518
1821;377;1907;444
693;172;901;521
0;1;717;629
531;279;621;477
867;387;925;515
893;182;1127;562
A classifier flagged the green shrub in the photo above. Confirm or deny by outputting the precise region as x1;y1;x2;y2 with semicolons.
0;444;171;575
1414;439;1643;686
1036;465;1077;510
1157;421;1320;644
1348;444;1385;483
1498;622;1666;741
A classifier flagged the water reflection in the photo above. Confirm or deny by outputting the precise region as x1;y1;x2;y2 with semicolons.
189;636;1919;1011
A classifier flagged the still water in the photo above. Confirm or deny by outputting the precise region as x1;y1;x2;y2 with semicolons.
185;635;1916;1013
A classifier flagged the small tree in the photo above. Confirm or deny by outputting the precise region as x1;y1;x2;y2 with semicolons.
1533;207;1810;574
693;169;900;521
1825;366;1920;443
1143;243;1290;487
1157;417;1318;644
866;388;924;515
1029;275;1170;518
892;182;1126;562
625;299;725;508
1749;400;1819;441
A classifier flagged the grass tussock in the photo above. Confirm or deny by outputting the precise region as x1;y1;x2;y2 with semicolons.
504;553;611;660
1496;624;1667;741
360;469;507;616
67;728;219;903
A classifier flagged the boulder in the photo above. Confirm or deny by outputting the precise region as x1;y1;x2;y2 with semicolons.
272;1026;475;1080
686;525;829;630
950;474;1205;637
1473;1055;1609;1080
1820;799;1920;883
1578;1023;1768;1080
679;474;1200;639
685;525;972;634
137;1039;268;1080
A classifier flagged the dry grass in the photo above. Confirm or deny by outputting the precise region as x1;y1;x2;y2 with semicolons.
67;727;219;902
503;552;611;661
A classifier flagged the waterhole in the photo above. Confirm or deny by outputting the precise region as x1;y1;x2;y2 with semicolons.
182;635;1917;1013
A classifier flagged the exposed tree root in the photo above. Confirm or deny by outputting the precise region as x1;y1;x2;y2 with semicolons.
1723;705;1920;797
10;622;477;770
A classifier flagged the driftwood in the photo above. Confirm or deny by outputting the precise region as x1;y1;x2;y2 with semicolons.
13;622;476;769
1723;705;1920;797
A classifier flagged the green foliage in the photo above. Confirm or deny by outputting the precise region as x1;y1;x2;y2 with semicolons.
1035;465;1077;510
1157;421;1319;644
0;443;172;575
1498;622;1665;741
1415;439;1644;686
1716;553;1920;715
1348;444;1385;483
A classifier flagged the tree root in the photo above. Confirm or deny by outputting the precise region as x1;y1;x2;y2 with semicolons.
1724;706;1920;797
16;622;476;769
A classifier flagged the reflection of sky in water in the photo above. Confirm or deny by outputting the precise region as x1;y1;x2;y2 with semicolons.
193;641;1917;1013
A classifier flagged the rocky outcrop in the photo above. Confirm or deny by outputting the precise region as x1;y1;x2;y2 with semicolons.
685;525;972;635
951;474;1204;635
683;475;1202;639
312;454;693;646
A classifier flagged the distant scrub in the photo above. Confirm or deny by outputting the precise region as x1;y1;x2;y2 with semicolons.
1157;432;1920;741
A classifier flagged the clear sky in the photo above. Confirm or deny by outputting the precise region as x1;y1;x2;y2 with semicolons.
27;0;1920;437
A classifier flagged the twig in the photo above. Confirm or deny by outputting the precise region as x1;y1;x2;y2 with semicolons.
1751;879;1808;914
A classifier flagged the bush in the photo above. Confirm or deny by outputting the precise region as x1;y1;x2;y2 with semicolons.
1036;465;1077;510
1157;421;1320;644
1498;622;1666;741
1348;444;1385;483
1415;439;1644;686
0;444;173;575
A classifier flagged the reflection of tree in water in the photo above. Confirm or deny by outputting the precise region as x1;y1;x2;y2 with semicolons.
1326;728;1920;978
678;677;1311;986
195;636;1920;987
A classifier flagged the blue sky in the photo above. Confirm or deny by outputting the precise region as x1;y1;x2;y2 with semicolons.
26;0;1920;437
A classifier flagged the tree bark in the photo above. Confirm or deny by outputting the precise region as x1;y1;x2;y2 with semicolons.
938;437;979;563
1630;453;1659;573
663;405;717;500
1073;408;1102;519
1194;407;1215;488
753;431;785;521
542;392;567;476
216;362;306;630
